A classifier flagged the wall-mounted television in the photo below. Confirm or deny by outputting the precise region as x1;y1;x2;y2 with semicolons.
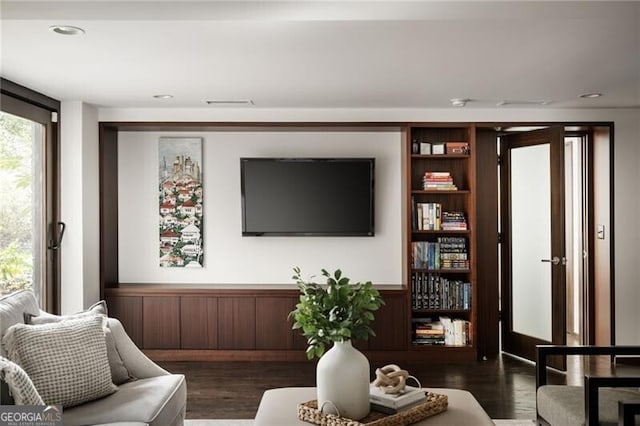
241;158;375;236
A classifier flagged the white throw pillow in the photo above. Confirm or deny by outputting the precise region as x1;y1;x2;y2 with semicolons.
2;316;117;407
24;300;107;325
24;301;132;385
0;355;44;405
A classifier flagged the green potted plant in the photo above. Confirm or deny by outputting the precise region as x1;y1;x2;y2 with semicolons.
289;267;384;420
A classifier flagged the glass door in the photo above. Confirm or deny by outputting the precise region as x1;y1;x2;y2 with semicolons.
0;93;59;311
500;127;566;368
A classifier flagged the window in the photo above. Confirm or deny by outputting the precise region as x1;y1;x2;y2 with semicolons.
0;79;60;312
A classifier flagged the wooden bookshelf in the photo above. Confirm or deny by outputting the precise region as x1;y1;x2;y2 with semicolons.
407;125;477;355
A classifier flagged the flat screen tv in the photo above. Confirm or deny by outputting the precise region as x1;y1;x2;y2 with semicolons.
241;158;375;236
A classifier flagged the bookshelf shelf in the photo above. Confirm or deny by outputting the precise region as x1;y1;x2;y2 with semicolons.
411;268;471;274
412;230;470;235
410;344;475;351
412;309;471;315
411;190;470;195
410;154;470;159
407;126;476;355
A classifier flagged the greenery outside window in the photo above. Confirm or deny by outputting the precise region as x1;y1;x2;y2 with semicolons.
0;79;60;313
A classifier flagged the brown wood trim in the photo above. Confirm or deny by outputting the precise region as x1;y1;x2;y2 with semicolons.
608;125;615;346
100;121;404;132
105;286;406;297
476;122;615;129
475;128;499;359
0;78;60;112
99;121;616;133
99;125;119;297
586;130;596;344
1;86;61;313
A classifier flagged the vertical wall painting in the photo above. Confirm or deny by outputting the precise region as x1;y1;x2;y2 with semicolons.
158;137;203;268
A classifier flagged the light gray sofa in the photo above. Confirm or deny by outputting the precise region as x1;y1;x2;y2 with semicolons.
536;345;640;426
0;290;186;426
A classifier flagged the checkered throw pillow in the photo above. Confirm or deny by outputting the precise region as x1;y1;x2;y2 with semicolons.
0;355;44;405
24;301;132;385
2;315;117;407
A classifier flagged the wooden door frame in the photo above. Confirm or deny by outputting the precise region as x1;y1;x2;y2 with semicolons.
499;126;566;365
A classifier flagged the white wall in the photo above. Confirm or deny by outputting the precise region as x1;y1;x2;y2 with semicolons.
60;101;100;314
117;130;403;285
57;106;639;344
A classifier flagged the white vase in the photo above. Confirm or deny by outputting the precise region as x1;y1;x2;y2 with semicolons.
316;340;370;420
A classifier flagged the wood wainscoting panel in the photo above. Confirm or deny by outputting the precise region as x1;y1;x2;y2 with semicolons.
256;297;294;350
106;295;143;347
181;297;218;349
143;296;181;349
369;293;407;351
218;297;256;350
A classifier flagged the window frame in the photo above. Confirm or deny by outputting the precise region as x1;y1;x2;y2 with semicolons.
1;78;61;313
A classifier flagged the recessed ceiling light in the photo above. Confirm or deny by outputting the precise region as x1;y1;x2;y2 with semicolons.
579;92;603;99
49;25;85;36
153;94;174;100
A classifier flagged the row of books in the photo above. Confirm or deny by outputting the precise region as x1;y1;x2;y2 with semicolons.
412;317;472;346
411;237;469;270
422;171;457;191
413;319;445;345
411;200;468;231
411;273;471;310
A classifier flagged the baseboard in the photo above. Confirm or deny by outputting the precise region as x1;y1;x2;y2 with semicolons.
143;349;477;363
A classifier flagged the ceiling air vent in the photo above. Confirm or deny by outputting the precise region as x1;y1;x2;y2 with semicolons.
204;99;254;106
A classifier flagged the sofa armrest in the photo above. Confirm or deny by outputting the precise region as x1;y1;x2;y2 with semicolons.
107;318;169;379
618;400;640;426
584;375;640;426
536;345;640;388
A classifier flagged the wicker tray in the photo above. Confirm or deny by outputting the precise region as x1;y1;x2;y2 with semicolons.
297;392;448;426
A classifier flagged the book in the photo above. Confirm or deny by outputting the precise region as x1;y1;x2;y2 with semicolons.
369;384;427;409
370;397;428;414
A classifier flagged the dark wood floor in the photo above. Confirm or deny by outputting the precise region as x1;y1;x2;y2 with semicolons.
158;353;640;420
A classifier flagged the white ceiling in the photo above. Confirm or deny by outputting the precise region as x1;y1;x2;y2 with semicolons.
1;1;639;109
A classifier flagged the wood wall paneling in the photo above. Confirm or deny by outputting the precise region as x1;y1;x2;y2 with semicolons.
181;297;213;349
290;297;308;351
207;298;219;349
475;128;500;359
218;297;256;350
143;296;181;349
105;295;143;347
256;297;294;350
99;125;119;296
369;293;407;351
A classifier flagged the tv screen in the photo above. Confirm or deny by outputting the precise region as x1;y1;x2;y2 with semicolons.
241;158;375;236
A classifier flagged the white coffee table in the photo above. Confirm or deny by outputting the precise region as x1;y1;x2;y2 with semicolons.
254;387;494;425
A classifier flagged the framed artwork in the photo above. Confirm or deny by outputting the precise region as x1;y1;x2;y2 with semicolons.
158;137;203;268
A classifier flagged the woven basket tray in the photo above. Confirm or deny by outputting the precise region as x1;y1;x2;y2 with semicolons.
297;392;448;426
